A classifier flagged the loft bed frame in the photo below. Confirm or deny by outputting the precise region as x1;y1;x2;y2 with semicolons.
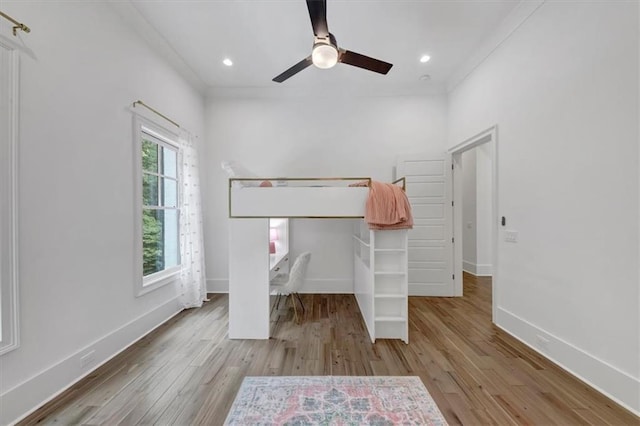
229;176;406;219
227;175;409;343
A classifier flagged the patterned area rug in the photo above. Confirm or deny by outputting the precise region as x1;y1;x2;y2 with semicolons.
224;376;448;425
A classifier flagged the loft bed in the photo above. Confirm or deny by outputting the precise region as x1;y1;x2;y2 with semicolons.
229;177;407;218
226;172;409;343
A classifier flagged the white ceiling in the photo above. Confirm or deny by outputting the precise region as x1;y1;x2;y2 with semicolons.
129;0;520;94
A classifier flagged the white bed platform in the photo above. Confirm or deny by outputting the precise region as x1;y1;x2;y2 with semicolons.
229;179;370;218
228;177;408;344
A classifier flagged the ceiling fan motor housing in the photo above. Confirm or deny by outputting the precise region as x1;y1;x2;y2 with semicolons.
312;33;339;69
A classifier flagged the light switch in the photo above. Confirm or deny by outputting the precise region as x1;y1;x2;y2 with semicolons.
504;230;518;243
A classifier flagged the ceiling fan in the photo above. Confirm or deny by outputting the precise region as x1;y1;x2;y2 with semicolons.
273;0;393;83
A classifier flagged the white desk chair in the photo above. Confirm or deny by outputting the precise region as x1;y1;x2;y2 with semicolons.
270;252;311;323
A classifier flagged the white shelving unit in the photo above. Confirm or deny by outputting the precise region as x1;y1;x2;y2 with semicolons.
353;221;408;343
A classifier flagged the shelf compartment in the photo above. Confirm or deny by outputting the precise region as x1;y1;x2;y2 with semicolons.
374;251;406;273
374;294;405;299
375;321;407;342
375;275;406;294
373;229;408;250
375;297;406;318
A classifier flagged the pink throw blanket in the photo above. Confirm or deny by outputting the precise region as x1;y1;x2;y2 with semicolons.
364;181;413;230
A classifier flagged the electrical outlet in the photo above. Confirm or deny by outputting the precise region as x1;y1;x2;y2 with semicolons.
80;350;95;369
504;230;518;243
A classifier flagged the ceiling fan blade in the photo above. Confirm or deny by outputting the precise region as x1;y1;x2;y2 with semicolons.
272;56;313;83
339;50;393;75
306;0;329;38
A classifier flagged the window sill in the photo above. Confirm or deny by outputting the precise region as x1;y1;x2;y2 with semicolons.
137;266;180;297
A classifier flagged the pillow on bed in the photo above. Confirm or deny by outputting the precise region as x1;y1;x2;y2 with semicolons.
221;161;272;187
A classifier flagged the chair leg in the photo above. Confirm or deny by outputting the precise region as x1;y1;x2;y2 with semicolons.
294;292;305;316
271;293;281;315
290;294;300;324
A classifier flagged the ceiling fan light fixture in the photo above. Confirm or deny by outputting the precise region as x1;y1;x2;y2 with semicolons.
271;1;393;82
312;43;338;69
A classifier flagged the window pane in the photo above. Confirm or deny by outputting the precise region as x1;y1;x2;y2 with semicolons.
141;138;159;173
142;209;164;276
142;208;179;278
163;209;179;269
143;173;159;206
162;146;177;178
162;177;178;207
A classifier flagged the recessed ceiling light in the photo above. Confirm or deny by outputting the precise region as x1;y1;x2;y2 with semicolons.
223;58;233;66
419;55;431;63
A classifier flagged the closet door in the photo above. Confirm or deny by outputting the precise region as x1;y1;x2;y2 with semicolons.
397;152;453;296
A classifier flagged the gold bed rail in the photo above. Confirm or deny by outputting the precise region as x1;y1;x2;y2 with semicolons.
228;177;372;187
392;177;406;191
228;176;406;218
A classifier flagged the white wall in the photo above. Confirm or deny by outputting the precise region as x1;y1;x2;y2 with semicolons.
462;145;493;277
448;1;639;413
475;143;492;275
203;95;447;293
462;149;478;270
0;2;204;424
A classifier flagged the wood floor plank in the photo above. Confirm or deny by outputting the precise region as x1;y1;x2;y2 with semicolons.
19;273;639;425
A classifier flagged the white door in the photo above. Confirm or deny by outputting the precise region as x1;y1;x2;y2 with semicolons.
397;153;454;296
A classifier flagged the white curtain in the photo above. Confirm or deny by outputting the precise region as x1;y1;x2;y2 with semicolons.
178;131;207;308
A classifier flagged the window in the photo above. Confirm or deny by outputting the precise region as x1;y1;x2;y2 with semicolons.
134;117;181;295
0;40;19;355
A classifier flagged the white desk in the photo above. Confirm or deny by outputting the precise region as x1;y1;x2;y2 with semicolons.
269;252;289;280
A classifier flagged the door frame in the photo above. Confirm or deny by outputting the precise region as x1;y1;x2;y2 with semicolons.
448;126;499;320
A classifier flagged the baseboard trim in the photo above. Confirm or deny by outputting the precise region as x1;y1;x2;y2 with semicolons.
207;278;228;293
207;278;354;294
409;284;455;296
462;260;476;275
1;297;183;426
462;261;492;276
496;307;640;415
300;279;353;294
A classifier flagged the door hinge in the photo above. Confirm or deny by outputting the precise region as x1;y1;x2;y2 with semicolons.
451;201;454;207
452;237;454;243
451;163;454;170
452;274;455;280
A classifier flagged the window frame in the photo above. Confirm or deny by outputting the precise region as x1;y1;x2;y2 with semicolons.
133;115;181;297
0;38;20;355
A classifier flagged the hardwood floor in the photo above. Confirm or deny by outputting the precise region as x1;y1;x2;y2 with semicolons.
21;273;638;425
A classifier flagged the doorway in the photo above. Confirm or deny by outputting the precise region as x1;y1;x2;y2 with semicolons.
449;126;498;320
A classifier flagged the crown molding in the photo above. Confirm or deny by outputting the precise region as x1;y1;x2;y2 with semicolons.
106;0;207;93
206;82;448;100
446;0;546;93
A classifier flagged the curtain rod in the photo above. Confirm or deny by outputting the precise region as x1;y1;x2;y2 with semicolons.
132;100;180;128
0;11;30;36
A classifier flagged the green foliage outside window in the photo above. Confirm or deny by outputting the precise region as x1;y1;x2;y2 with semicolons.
143;209;164;276
142;138;163;276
